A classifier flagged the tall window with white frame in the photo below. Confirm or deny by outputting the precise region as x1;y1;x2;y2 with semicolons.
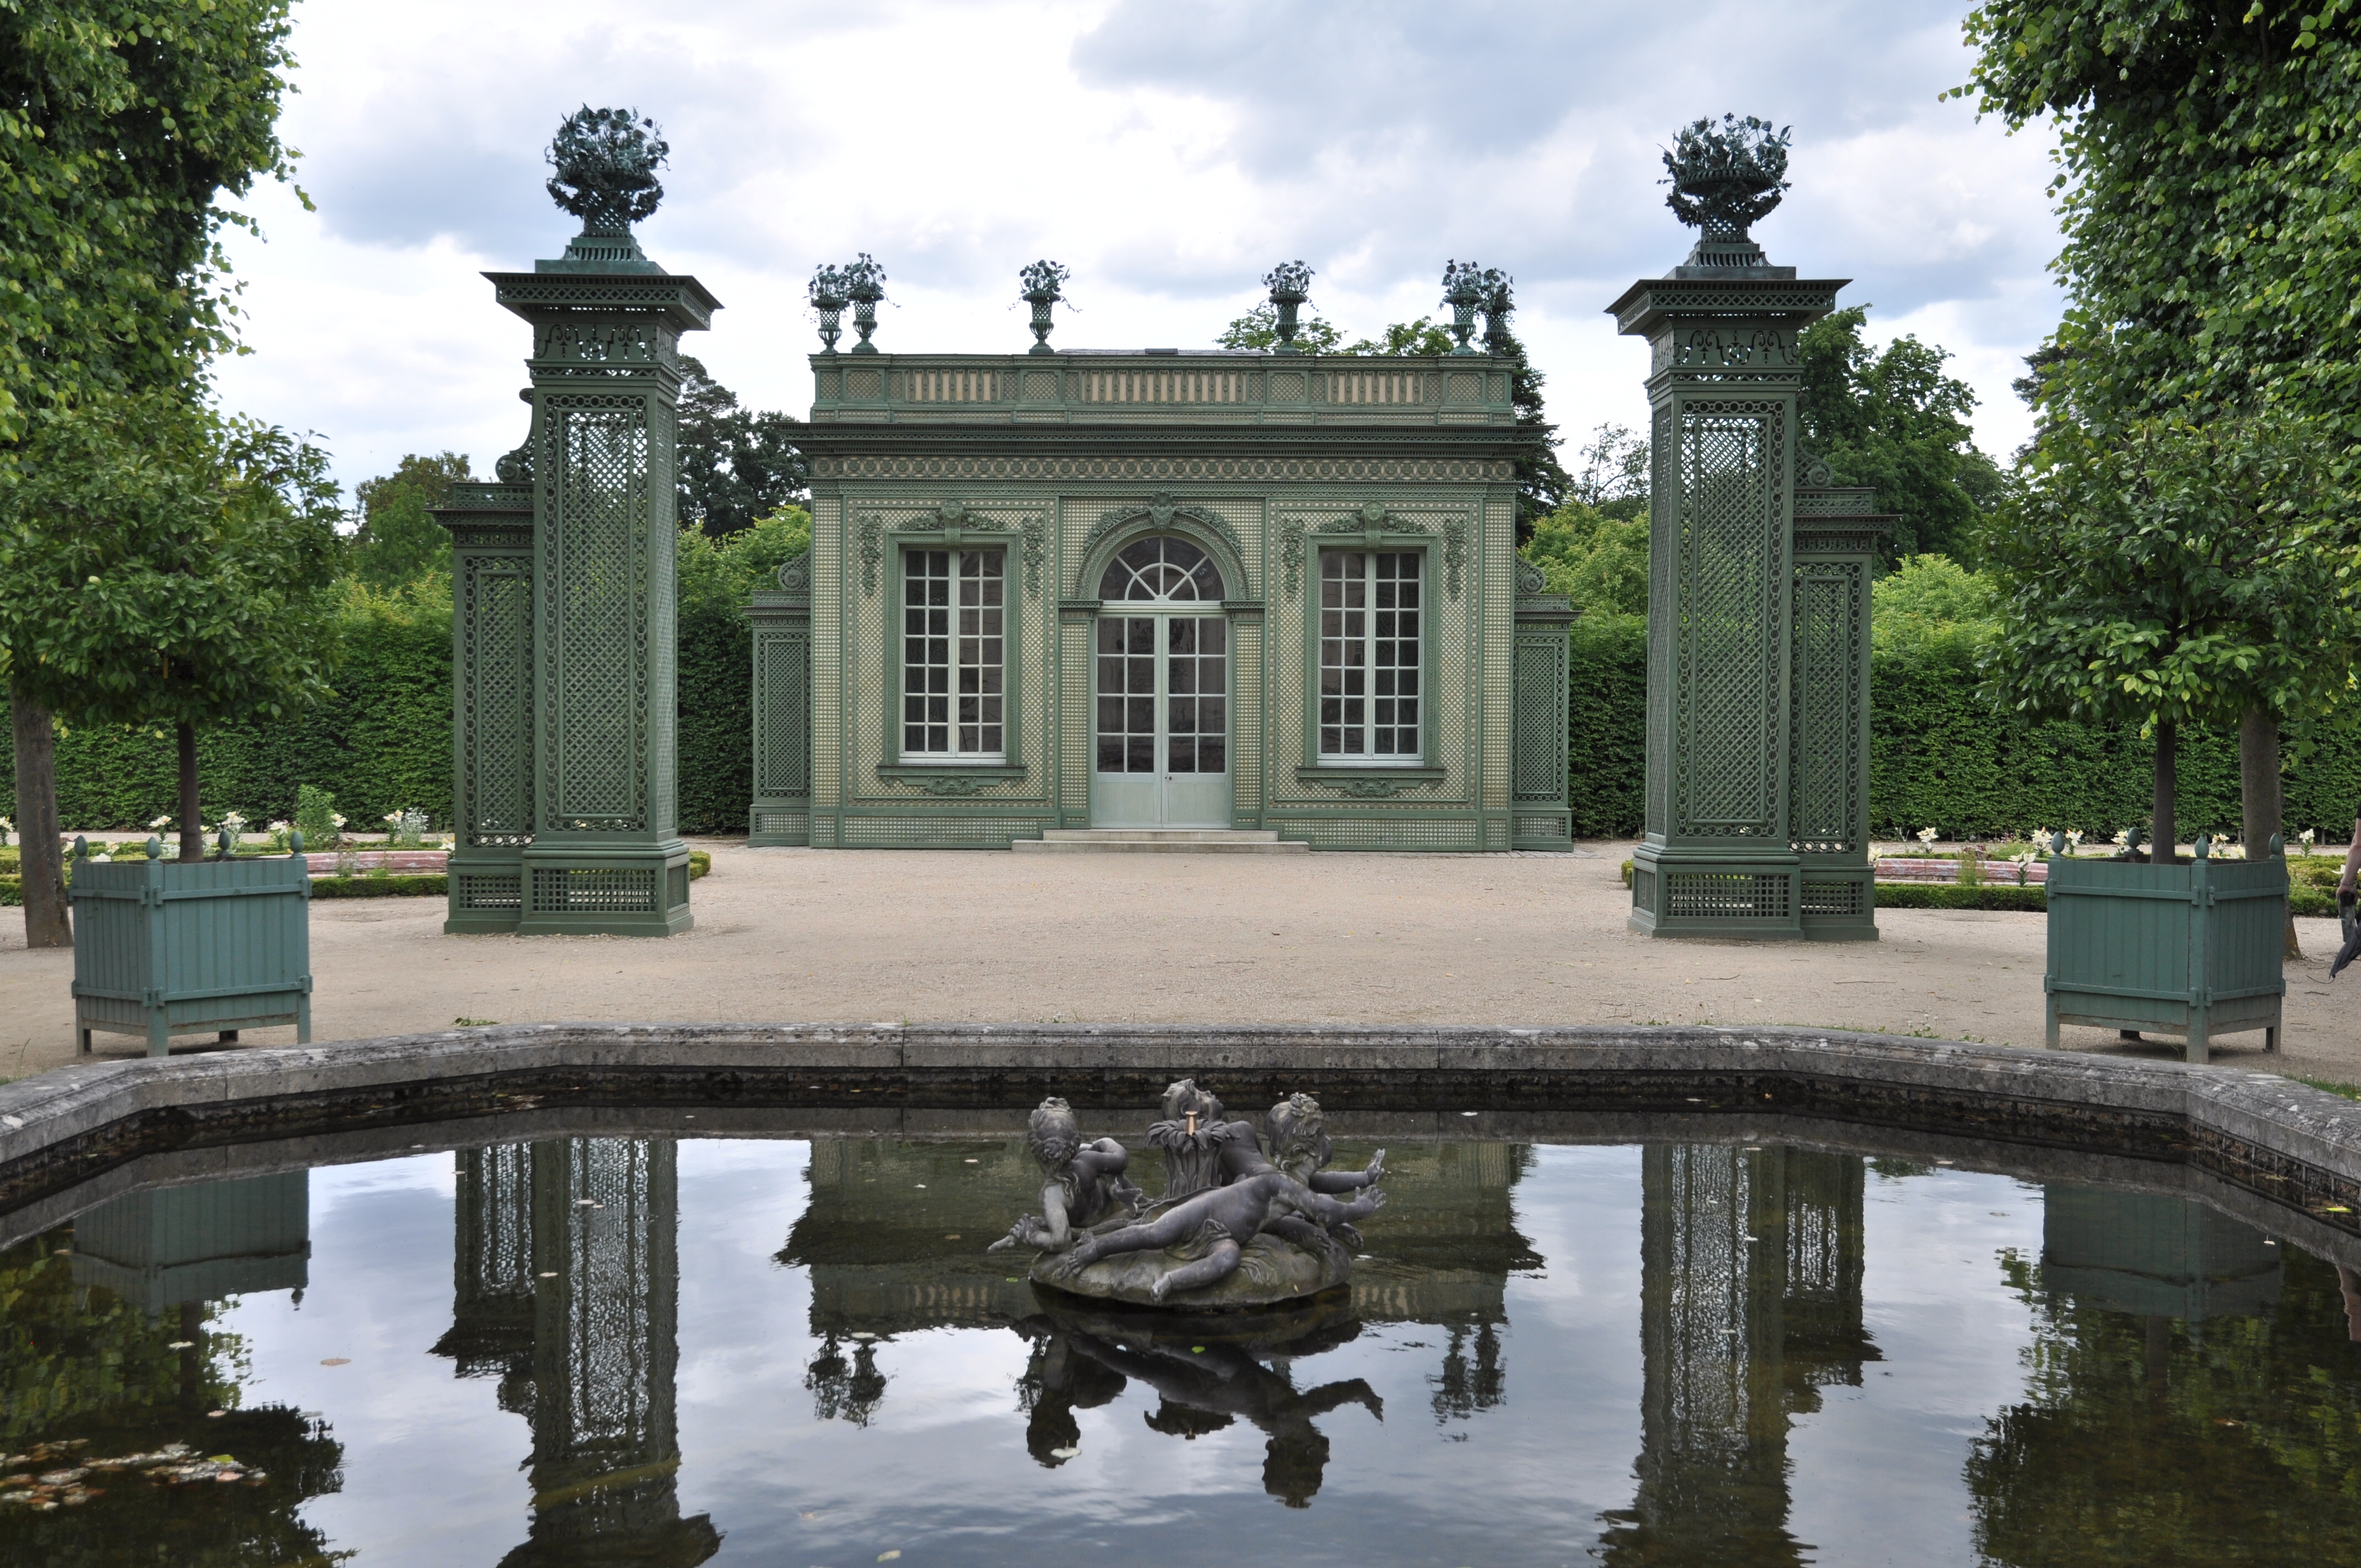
902;547;1005;759
1318;549;1421;760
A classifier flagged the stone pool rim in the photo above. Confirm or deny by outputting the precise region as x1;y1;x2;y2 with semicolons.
4;1022;2360;1238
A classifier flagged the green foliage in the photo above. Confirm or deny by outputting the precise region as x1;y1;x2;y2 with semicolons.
1872;553;1998;655
1982;412;2361;737
348;452;468;588
1338;317;1456;357
1960;1;2361;448
1523;503;1647;619
1569;423;1650;522
1214;302;1346;355
293;782;335;846
0;393;344;743
1564;617;1648;837
1559;605;2361;841
1798;306;1993;563
0;0;303;442
1876;883;2048;912
671;506;810;834
676;357;807;536
1;576;452;830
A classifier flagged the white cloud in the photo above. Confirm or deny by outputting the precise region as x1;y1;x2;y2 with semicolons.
212;0;2063;491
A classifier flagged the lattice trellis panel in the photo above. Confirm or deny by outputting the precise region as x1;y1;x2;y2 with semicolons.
547;401;650;829
648;457;678;840
464;560;534;846
812;500;843;812
1675;404;1782;836
1233;619;1262;821
531;867;659;914
1481;498;1512;811
1059;618;1090;814
842;816;1044;846
1663;872;1791;920
1645;406;1675;838
1511;628;1569;802
1789;562;1862;854
755;629;812;797
1274;818;1481;850
457;872;523;911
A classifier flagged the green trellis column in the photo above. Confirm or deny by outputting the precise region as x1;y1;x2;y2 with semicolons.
1607;265;1846;938
477;254;719;936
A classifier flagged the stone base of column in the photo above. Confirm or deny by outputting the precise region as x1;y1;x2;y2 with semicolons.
443;850;529;935
1628;842;1807;940
516;842;694;937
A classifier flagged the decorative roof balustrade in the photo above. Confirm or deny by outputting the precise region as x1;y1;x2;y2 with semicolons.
807;352;1516;426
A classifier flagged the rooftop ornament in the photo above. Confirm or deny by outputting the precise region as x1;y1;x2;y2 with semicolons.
808;264;850;354
541;105;670;273
1662;113;1792;270
1479;269;1515;354
1440;260;1493;355
842;253;888;354
1019;259;1071;355
1263;260;1314;356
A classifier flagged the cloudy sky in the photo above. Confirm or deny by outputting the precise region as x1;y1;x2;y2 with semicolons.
210;0;2065;497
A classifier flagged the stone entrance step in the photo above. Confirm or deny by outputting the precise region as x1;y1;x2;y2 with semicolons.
1013;829;1308;855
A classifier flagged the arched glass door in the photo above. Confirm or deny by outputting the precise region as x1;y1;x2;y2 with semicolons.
1093;537;1230;827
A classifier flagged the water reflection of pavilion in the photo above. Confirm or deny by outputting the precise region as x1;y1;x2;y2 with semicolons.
434;1140;720;1568
1600;1145;1879;1566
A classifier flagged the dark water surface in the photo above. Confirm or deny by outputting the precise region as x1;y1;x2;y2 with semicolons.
5;1131;2361;1566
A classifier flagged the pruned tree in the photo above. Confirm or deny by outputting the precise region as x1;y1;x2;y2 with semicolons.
0;394;344;862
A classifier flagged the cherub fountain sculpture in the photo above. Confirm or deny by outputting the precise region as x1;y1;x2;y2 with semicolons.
992;1082;1384;1308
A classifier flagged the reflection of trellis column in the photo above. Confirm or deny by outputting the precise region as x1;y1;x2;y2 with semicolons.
432;1145;537;1411
1602;1145;1873;1565
747;556;813;846
1608;262;1846;938
502;1138;718;1568
488;258;719;936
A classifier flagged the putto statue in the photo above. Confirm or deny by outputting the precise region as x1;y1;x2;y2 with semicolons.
998;1084;1385;1308
990;1098;1147;1254
1662;113;1792;265
546;106;669;237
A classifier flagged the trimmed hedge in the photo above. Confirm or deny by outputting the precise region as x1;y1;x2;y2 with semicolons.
1565;616;2361;842
9;851;712;907
1875;884;2047;912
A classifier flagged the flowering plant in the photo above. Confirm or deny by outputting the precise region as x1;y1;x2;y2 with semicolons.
2066;829;2085;851
2301;828;2317;857
148;814;172;831
1915;826;1939;851
0;815;10;847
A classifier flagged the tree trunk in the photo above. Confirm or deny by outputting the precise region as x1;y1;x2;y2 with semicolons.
2239;707;2299;960
177;722;203;863
9;685;71;948
2152;720;2178;867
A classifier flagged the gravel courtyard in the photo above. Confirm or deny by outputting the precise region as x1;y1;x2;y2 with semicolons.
5;840;2357;1085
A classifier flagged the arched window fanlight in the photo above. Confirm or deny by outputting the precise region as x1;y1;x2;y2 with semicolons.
1099;535;1225;602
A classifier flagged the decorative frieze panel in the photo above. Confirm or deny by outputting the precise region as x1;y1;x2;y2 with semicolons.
815;454;1513;484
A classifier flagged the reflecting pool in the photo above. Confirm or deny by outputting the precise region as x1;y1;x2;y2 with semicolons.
4;1131;2360;1565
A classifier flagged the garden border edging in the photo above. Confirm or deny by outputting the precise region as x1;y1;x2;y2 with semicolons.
4;1022;2361;1233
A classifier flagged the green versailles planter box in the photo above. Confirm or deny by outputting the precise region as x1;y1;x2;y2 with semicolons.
68;841;313;1057
2043;836;2286;1063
